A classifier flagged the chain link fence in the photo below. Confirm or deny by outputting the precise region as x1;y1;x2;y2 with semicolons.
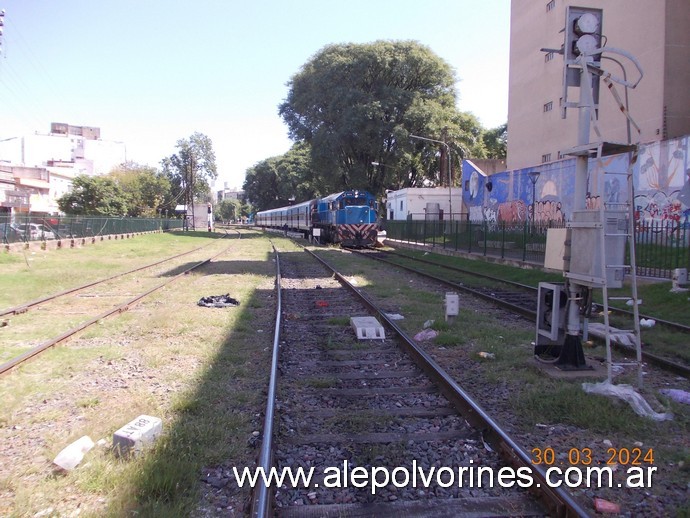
0;214;184;244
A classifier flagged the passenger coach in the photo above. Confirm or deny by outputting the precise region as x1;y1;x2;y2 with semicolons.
255;190;379;247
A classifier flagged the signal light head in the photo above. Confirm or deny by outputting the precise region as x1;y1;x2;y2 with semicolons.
565;6;603;64
574;12;600;36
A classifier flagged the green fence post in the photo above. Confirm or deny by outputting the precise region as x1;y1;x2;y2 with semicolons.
467;221;472;254
501;222;507;259
522;221;527;262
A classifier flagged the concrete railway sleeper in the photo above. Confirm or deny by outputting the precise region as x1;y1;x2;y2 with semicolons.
251;244;587;517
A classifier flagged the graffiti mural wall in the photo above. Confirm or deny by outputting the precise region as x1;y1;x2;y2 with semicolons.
462;135;690;229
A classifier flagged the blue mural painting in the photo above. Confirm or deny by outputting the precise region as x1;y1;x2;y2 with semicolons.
462;134;690;230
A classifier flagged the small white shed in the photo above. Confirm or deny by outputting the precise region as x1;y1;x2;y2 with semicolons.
385;187;462;221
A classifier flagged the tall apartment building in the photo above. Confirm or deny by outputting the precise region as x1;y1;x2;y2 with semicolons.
0;123;126;215
507;0;690;170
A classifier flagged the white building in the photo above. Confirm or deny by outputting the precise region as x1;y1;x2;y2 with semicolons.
0;123;127;216
385;187;463;221
216;183;246;203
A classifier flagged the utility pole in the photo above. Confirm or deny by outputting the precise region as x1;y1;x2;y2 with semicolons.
409;134;453;222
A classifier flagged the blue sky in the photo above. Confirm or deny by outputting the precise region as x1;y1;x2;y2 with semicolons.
0;0;510;190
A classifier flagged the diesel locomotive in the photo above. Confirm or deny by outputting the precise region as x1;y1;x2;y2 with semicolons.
254;190;379;247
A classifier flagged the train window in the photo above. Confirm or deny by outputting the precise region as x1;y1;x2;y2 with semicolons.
344;197;367;206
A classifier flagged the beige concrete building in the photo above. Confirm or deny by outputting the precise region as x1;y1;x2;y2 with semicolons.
507;0;690;170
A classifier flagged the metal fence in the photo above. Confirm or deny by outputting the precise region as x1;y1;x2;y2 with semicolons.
0;214;184;245
384;219;689;279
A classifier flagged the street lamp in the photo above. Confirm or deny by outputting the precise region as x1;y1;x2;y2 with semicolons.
528;170;541;226
409;134;453;221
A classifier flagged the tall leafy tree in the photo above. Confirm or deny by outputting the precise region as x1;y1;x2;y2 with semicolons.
214;198;253;223
243;157;281;210
278;40;484;196
161;132;218;208
482;123;508;159
57;175;128;216
109;162;172;217
243;142;318;209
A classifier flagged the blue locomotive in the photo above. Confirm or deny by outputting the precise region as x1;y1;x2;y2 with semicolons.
254;190;379;247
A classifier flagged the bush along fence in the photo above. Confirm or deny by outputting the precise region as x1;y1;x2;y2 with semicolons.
0;214;184;245
384;219;690;280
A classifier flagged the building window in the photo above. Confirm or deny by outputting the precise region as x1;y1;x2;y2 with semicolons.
546;0;555;12
542;153;552;163
543;101;553;112
544;51;554;62
400;201;403;211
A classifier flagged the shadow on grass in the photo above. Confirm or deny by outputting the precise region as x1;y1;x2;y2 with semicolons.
105;247;279;516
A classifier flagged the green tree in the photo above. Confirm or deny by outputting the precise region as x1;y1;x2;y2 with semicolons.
278;40;485;196
482;123;507;159
57;175;129;216
215;198;241;222
161;132;218;208
243;142;317;210
109;162;172;217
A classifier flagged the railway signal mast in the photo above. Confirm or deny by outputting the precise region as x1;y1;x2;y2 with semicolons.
537;7;645;376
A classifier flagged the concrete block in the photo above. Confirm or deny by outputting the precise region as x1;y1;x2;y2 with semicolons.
445;292;459;319
113;415;162;457
350;316;385;340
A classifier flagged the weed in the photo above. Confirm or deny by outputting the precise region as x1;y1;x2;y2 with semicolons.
77;397;100;408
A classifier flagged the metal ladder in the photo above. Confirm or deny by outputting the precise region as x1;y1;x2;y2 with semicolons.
598;146;643;388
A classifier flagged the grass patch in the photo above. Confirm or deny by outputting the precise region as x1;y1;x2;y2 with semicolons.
392;248;563;287
435;331;467;347
77;397;101;408
0;231;277;517
392;247;690;327
606;281;690;326
327;316;351;326
516;381;659;434
0;233;221;309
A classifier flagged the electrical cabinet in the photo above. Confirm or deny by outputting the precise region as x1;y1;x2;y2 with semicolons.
535;282;568;357
566;210;627;288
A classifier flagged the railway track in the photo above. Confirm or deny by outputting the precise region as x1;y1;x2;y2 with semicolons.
0;244;209;319
378;249;690;334
351;248;690;378
0;239;233;375
251;245;587;517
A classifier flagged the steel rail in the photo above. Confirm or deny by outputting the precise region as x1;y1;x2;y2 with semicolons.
380;248;536;291
0;243;215;318
250;243;281;518
306;248;589;517
357;249;690;378
0;246;231;376
381;249;690;334
356;249;536;319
